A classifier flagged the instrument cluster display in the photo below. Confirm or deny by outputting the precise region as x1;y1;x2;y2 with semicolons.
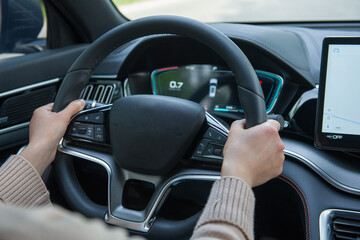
151;65;283;114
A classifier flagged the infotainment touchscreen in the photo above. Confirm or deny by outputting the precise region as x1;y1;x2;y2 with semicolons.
315;37;360;151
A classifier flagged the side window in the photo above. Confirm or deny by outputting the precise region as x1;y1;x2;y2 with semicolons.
0;0;47;60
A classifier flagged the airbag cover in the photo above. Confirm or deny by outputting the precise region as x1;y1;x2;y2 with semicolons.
109;95;205;175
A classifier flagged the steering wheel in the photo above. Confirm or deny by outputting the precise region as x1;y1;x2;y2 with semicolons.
53;16;266;239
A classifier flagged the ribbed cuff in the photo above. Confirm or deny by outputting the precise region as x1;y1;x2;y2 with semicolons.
0;155;51;207
195;177;255;239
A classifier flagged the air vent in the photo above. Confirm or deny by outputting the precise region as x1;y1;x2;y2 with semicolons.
80;83;115;104
333;218;360;239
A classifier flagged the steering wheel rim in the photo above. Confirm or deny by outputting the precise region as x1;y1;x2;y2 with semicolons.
53;15;266;237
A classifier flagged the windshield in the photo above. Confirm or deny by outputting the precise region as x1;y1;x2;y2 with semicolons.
112;0;360;23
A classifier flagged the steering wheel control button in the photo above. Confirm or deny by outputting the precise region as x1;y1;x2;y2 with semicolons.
192;140;224;163
78;127;87;135
215;134;226;143
95;132;104;142
214;148;222;156
204;145;215;156
192;140;208;157
199;140;208;149
194;148;204;157
77;112;104;124
67;122;95;140
85;126;94;138
204;128;227;143
95;125;103;133
94;125;104;142
78;114;91;122
66;121;107;143
71;125;78;134
92;113;104;123
204;128;218;140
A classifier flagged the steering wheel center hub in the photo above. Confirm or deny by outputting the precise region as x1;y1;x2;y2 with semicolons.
109;95;205;175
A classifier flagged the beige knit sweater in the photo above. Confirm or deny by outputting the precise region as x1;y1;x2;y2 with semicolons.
0;155;255;240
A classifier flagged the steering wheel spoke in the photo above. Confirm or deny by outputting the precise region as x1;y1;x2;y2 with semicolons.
59;134;221;233
106;168;220;232
59;138;221;233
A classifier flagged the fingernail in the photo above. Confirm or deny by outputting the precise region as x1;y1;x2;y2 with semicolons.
76;99;85;106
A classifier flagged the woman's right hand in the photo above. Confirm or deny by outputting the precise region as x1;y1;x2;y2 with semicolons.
221;119;285;187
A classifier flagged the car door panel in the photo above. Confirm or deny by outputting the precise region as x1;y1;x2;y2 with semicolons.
0;44;88;158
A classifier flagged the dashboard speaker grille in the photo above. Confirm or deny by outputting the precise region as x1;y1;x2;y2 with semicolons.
80;83;114;104
0;86;56;129
333;217;360;240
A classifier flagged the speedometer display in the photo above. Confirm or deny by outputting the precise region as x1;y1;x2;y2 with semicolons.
151;65;283;113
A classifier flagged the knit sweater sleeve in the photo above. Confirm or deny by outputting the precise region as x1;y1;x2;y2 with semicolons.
191;177;255;240
0;155;51;207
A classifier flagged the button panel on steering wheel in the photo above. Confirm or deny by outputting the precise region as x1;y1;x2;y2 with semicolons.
65;105;111;145
192;128;227;163
191;112;229;164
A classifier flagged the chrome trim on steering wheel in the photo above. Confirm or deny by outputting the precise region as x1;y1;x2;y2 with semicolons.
58;139;221;232
205;111;229;136
58;139;111;174
105;174;220;232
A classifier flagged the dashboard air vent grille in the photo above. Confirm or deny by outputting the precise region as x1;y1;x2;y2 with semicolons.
80;83;114;104
333;217;360;240
81;85;94;100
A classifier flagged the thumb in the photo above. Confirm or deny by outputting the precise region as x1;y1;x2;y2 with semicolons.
59;99;85;121
266;119;281;132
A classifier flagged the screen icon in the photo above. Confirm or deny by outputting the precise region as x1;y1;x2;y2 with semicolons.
209;78;218;98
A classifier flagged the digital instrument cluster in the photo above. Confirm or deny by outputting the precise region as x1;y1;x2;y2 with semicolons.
151;65;283;114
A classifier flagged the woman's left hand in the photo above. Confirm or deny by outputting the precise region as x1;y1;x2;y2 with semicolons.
19;100;85;175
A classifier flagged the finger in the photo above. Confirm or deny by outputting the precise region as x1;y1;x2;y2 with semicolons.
37;102;54;111
59;99;85;121
33;103;54;116
266;119;281;132
43;102;54;111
